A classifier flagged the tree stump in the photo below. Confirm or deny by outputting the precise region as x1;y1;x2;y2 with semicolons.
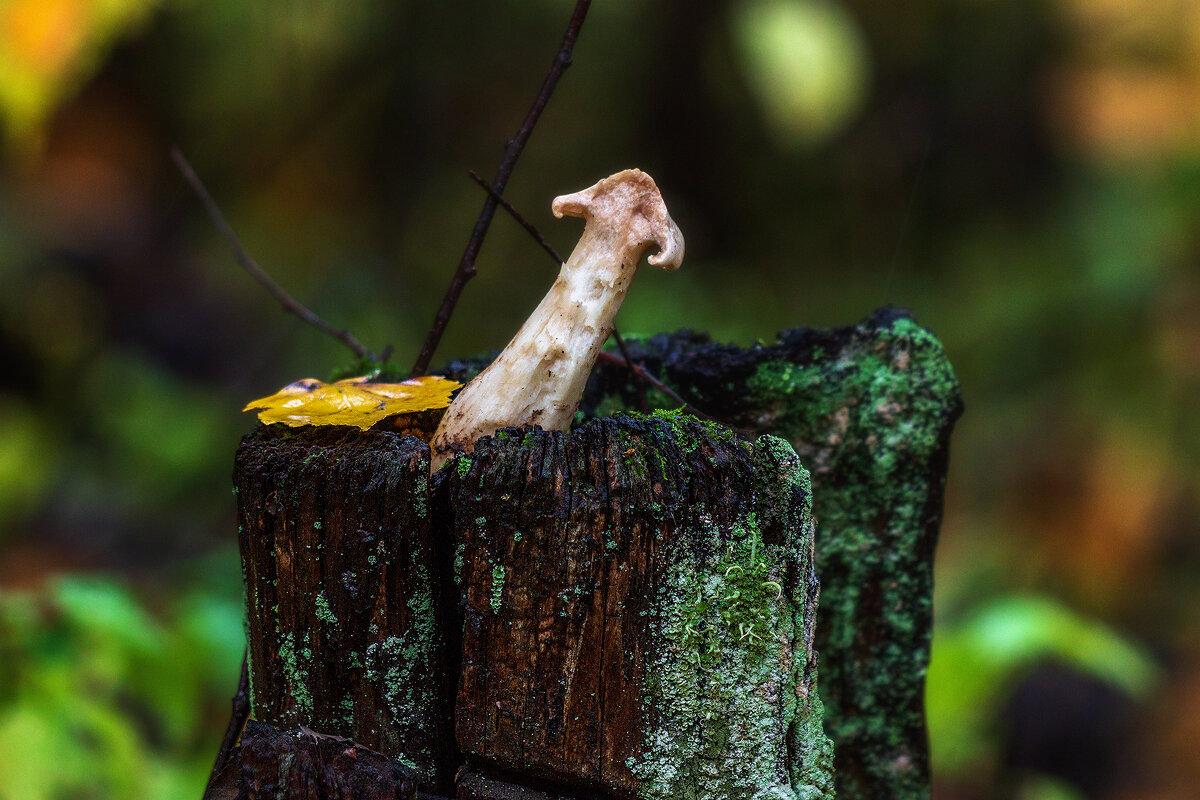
449;415;833;799
572;307;964;800
221;307;961;800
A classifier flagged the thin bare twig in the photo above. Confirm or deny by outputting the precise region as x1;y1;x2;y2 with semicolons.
610;328;649;411
410;0;592;376
171;148;377;362
467;170;565;265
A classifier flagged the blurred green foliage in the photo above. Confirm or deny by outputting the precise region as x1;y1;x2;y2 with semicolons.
928;594;1159;776
0;575;242;798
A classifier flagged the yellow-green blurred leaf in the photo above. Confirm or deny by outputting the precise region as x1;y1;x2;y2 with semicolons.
244;374;460;430
732;0;869;148
927;594;1161;776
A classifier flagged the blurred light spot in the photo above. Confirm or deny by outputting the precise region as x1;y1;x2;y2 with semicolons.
927;593;1159;776
1051;65;1200;161
1;0;87;73
1016;774;1087;800
1050;0;1200;161
732;0;869;148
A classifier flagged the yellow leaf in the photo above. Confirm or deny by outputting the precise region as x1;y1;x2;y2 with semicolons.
243;375;461;430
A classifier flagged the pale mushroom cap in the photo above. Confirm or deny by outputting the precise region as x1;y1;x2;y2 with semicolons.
552;168;684;270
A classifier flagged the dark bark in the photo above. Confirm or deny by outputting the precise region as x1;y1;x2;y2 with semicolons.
234;426;457;790
579;307;964;800
203;653;250;800
444;305;964;800
455;770;577;800
446;415;830;799
207;720;418;800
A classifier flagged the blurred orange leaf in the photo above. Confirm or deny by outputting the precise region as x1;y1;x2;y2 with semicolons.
243;375;461;430
0;0;159;155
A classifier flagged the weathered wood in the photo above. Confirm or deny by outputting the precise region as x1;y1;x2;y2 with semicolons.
570;307;964;800
226;306;959;800
210;720;417;800
234;426;456;790
455;770;575;800
446;414;833;799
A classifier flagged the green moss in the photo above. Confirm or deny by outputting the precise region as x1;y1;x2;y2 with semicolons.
490;564;505;613
410;471;429;519
363;556;440;781
628;437;833;799
314;592;337;625
453;542;466;587
277;632;313;717
747;314;961;800
243;609;256;714
455;455;473;478
641;407;743;454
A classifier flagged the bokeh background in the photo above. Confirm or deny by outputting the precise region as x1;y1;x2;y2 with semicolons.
1;0;1197;797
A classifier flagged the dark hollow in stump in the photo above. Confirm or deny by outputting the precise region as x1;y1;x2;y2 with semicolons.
446;414;833;799
234;427;456;790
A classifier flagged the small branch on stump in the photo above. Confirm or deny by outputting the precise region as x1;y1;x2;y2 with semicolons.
409;0;593;376
171;147;377;362
593;349;741;431
610;328;649;411
467;170;565;265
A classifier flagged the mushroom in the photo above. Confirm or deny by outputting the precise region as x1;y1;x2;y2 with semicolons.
430;168;684;470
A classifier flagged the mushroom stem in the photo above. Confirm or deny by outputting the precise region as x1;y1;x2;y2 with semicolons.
430;168;684;470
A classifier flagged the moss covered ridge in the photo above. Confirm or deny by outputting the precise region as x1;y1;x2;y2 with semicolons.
628;425;834;800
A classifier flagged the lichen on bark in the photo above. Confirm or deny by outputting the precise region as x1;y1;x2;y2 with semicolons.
629;433;833;800
555;307;963;800
234;426;455;790
449;412;834;799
